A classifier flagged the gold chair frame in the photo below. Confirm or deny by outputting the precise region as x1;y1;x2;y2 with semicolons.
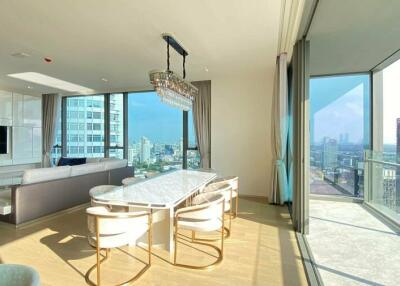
173;195;225;270
85;211;152;286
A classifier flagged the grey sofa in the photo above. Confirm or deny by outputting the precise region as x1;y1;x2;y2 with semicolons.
0;159;133;225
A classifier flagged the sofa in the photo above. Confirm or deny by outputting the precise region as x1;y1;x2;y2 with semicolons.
1;158;133;225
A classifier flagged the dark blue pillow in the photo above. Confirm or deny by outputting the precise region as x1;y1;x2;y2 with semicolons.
57;157;86;166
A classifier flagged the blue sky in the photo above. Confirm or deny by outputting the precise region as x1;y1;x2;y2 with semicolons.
310;75;370;145
127;92;195;145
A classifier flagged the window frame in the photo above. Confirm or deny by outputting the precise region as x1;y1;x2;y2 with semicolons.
60;90;198;168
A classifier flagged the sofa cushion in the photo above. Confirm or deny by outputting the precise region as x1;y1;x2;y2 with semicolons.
86;157;102;163
22;166;71;185
102;159;128;170
58;157;86;166
70;162;105;177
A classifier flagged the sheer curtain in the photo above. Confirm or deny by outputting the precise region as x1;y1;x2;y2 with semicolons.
42;94;61;167
192;80;211;168
270;53;289;205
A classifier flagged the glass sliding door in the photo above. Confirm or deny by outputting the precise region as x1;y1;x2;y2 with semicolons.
368;58;400;222
309;74;370;197
127;91;183;177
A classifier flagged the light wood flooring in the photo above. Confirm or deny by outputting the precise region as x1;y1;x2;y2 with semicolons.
0;198;307;286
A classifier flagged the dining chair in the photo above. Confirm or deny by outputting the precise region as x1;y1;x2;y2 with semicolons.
207;176;239;218
122;176;143;186
194;183;233;239
85;206;152;286
174;192;225;269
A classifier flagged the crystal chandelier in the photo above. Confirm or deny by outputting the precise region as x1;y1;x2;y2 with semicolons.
149;34;198;111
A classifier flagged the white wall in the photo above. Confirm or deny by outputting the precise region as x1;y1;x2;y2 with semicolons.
211;71;274;198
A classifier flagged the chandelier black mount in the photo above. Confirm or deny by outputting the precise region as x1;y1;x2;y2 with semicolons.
149;33;198;111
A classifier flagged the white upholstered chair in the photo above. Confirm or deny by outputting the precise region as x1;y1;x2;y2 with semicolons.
89;185;128;212
85;206;152;286
207;176;239;217
174;192;225;269
194;183;233;239
121;176;143;186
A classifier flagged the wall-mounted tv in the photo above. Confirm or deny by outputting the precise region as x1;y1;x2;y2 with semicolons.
0;126;7;154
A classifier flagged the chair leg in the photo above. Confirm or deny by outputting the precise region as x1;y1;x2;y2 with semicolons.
192;231;195;242
235;195;239;218
96;245;100;286
174;223;178;265
148;214;152;265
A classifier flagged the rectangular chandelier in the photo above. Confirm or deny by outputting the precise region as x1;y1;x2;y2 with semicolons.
149;34;198;111
149;70;197;111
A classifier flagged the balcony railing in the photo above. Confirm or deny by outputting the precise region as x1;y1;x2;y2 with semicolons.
364;150;400;222
310;150;364;198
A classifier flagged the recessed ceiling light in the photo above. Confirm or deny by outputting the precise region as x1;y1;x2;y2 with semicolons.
27;86;32;89
8;72;95;94
204;67;209;72
11;52;31;58
101;78;108;82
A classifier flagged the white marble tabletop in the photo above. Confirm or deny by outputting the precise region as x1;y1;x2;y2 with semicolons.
91;170;217;208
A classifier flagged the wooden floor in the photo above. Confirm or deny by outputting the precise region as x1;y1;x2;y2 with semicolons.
0;198;307;286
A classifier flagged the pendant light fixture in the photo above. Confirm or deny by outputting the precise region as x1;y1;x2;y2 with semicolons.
149;34;198;111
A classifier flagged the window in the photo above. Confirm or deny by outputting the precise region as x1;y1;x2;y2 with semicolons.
108;93;124;158
65;95;105;158
127;91;183;177
309;74;370;198
187;110;200;169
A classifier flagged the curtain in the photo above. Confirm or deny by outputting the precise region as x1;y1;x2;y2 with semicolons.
269;53;289;205
42;94;61;167
192;80;211;168
291;39;310;234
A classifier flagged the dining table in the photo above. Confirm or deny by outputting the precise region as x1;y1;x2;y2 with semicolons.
90;169;217;261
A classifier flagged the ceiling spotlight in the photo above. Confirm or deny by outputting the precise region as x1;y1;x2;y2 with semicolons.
101;78;108;82
27;86;32;89
205;67;209;72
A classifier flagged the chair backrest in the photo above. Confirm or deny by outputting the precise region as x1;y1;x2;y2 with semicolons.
86;206;148;236
177;193;225;221
208;176;238;191
89;185;116;198
122;176;142;186
203;183;233;202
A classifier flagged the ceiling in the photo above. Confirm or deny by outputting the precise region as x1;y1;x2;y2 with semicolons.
308;0;400;75
0;0;282;95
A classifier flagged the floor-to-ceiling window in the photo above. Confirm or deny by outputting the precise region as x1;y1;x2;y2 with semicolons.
309;74;370;197
61;91;200;171
108;93;124;159
127;91;184;177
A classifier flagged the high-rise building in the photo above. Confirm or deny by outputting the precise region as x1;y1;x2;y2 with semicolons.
140;136;151;163
396;118;400;212
322;137;338;170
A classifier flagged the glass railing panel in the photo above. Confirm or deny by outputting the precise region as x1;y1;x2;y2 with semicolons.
365;150;400;222
310;150;364;197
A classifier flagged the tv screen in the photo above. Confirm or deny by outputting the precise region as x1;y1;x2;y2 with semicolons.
0;126;7;154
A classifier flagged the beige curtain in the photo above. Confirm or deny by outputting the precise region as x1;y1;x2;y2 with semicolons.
270;53;289;205
42;94;61;167
192;80;211;168
292;39;310;234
